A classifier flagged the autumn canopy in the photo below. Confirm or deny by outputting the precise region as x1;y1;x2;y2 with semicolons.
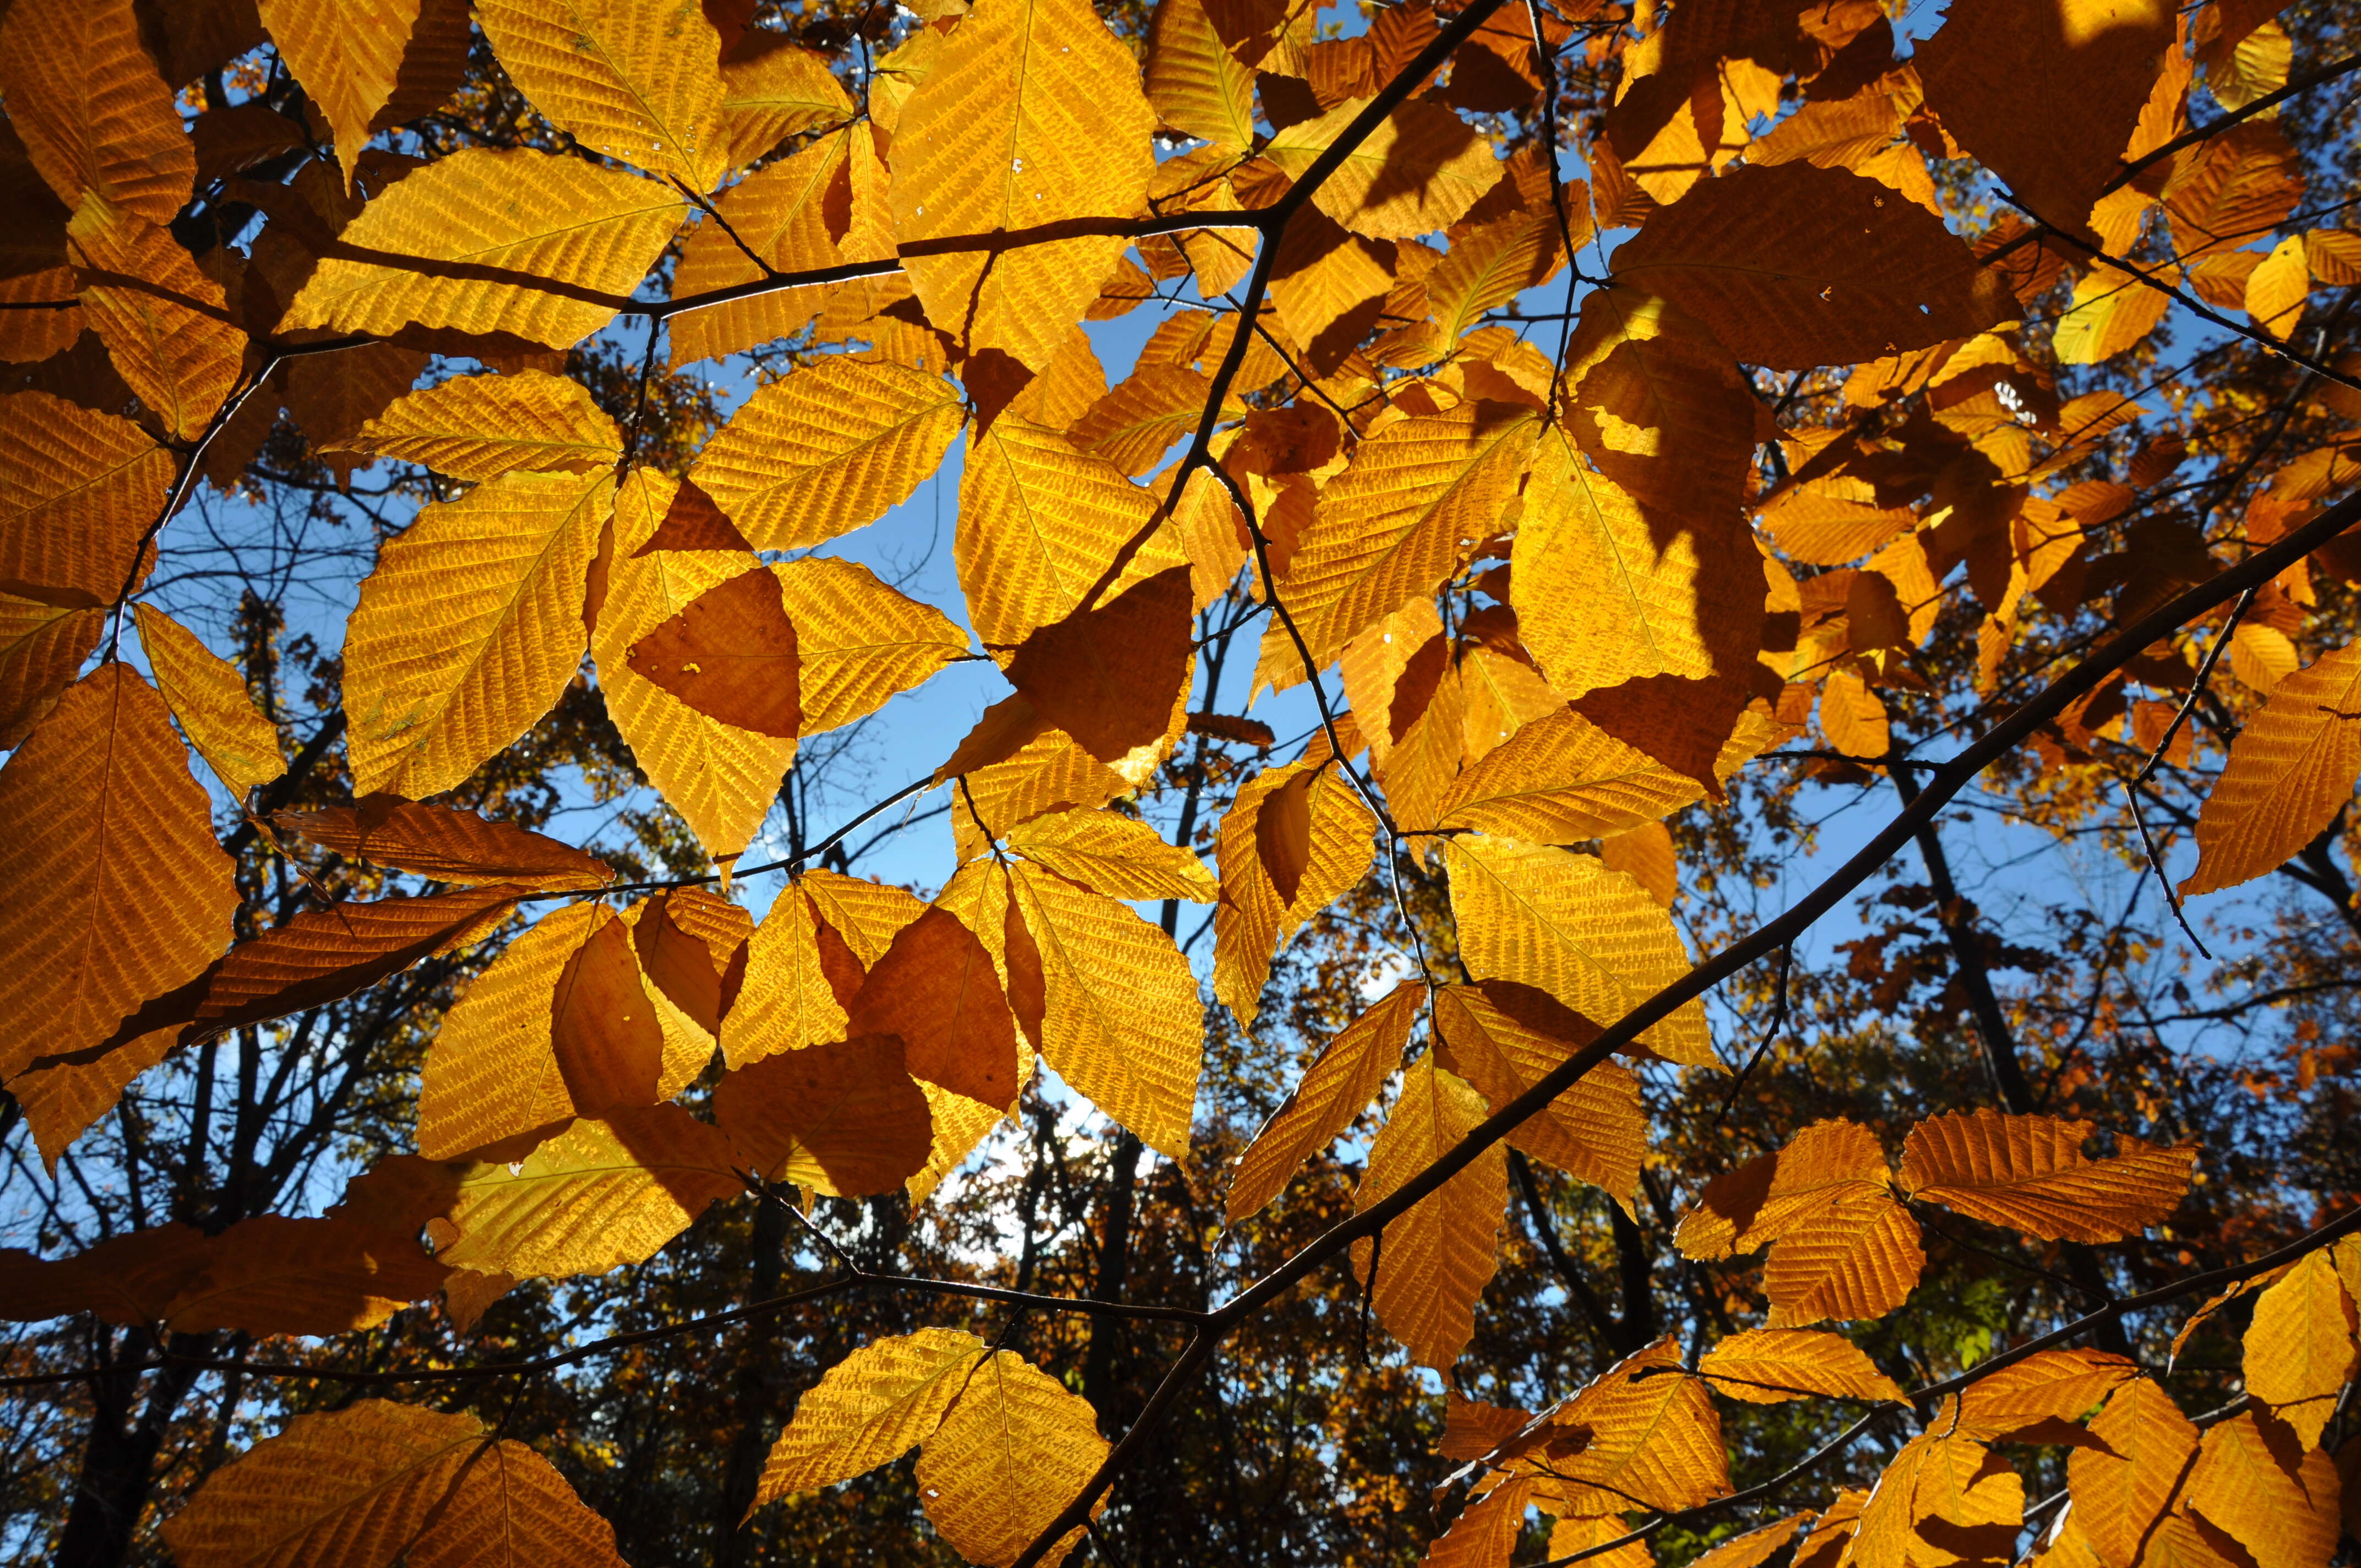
4;0;2361;1565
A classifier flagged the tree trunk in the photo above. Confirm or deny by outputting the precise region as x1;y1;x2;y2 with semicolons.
57;1333;208;1568
714;1194;792;1566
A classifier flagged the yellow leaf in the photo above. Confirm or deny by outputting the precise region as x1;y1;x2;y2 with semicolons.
2244;1250;2359;1449
722;888;852;1069
1278;401;1538;674
477;0;727;190
0;0;192;225
799;868;927;965
2068;1377;2199;1568
1954;1348;2139;1440
1532;1338;1731;1517
2186;1412;2342;1568
1677;1118;1891;1259
1264;97;1502;241
280;148;687;349
1428;1476;1535;1567
68;195;247;442
0;389;171;608
714;1033;933;1197
1685;1515;1809;1568
720;36;855;167
2053;262;2178;364
1428;211;1573;344
1610;163;2016;369
132;605;284;795
1896;1108;2197;1243
913;1348;1111;1568
331;370;623;482
1007;806;1217;903
1073;363;1223;477
1850;1430;2023;1568
1514;422;1751;701
2183;641;2361;896
668;129;848;369
772;556;971;736
1443;834;1713;1067
1002;564;1194;770
1820;667;1889;760
2246;232;2311;340
1696;1327;1906;1406
1762;1185;1923;1326
1601;821;1677;908
1213;754;1377;1026
1227;979;1420;1223
0;592;103;748
275;797;612;891
951;723;1135;861
890;0;1154;369
1009;859;1201;1156
1543;1511;1651;1568
591;470;798;858
1350;1056;1505;1371
1438;706;1781;844
0;666;236;1082
256;0;422;190
956;415;1185;651
692;357;964;551
1145;0;1257;148
751;1327;986;1509
437;1104;743;1280
162;1401;624;1568
1431;982;1644;1204
344;467;613;799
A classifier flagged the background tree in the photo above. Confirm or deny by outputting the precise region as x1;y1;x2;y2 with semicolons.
3;1;2361;1567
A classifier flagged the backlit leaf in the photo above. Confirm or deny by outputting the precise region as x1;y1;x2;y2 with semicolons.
667;129;848;368
1849;1430;2023;1568
1430;983;1644;1204
68;195;246;442
625;567;802;738
912;1348;1111;1568
2186;1413;2342;1568
1264;97;1502;241
849;905;1021;1111
275;797;612;891
1695;1328;1907;1406
1954;1349;2140;1441
1214;752;1377;1026
134;604;285;795
1227;979;1419;1223
1003;564;1194;767
2069;1376;2200;1568
477;0;728;191
714;1033;933;1197
0;389;171;608
1351;1055;1506;1371
1007;806;1217;903
1896;1108;2197;1243
256;0;422;189
1533;1338;1731;1517
0;0;193;225
751;1327;985;1508
331;371;623;482
2182;641;2361;897
772;556;971;736
2243;1250;2358;1449
721;887;853;1069
0;592;102;748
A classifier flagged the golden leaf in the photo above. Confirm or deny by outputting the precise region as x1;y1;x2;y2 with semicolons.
331;370;623;482
1212;753;1376;1026
255;0;422;189
0;0;193;225
1264;98;1502;241
912;1348;1111;1568
0;666;236;1082
1427;211;1573;344
1611;164;2017;369
1677;1118;1892;1260
668;129;848;368
1698;1328;1906;1406
720;36;856;167
1896;1108;2197;1243
1954;1348;2140;1441
799;868;926;965
751;1327;986;1509
714;1033;933;1196
163;1401;624;1568
132;603;285;795
280;148;687;349
1278;400;1538;673
275;797;612;891
627;887;750;1041
1443;834;1713;1067
1003;564;1194;767
1601;821;1677;908
0;592;103;748
1145;0;1258;148
1427;1476;1534;1567
0;267;81;364
721;888;853;1069
2182;641;2361;897
0;389;171;608
1685;1515;1809;1568
1849;1430;2023;1568
1819;668;1889;761
950;722;1135;860
1543;1513;1652;1568
1073;364;1222;477
1007;806;1217;903
1009;858;1201;1157
2054;262;2178;364
1533;1338;1731;1517
2246;232;2311;340
1430;982;1644;1204
68;195;247;442
773;556;970;734
1350;1056;1506;1371
2186;1412;2342;1568
591;470;798;858
1226;979;1420;1223
344;467;613;799
2069;1377;2199;1568
1761;1185;1923;1327
889;0;1154;369
690;357;964;551
477;0;727;190
1437;706;1781;844
955;414;1182;651
436;1104;743;1280
2243;1250;2358;1449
